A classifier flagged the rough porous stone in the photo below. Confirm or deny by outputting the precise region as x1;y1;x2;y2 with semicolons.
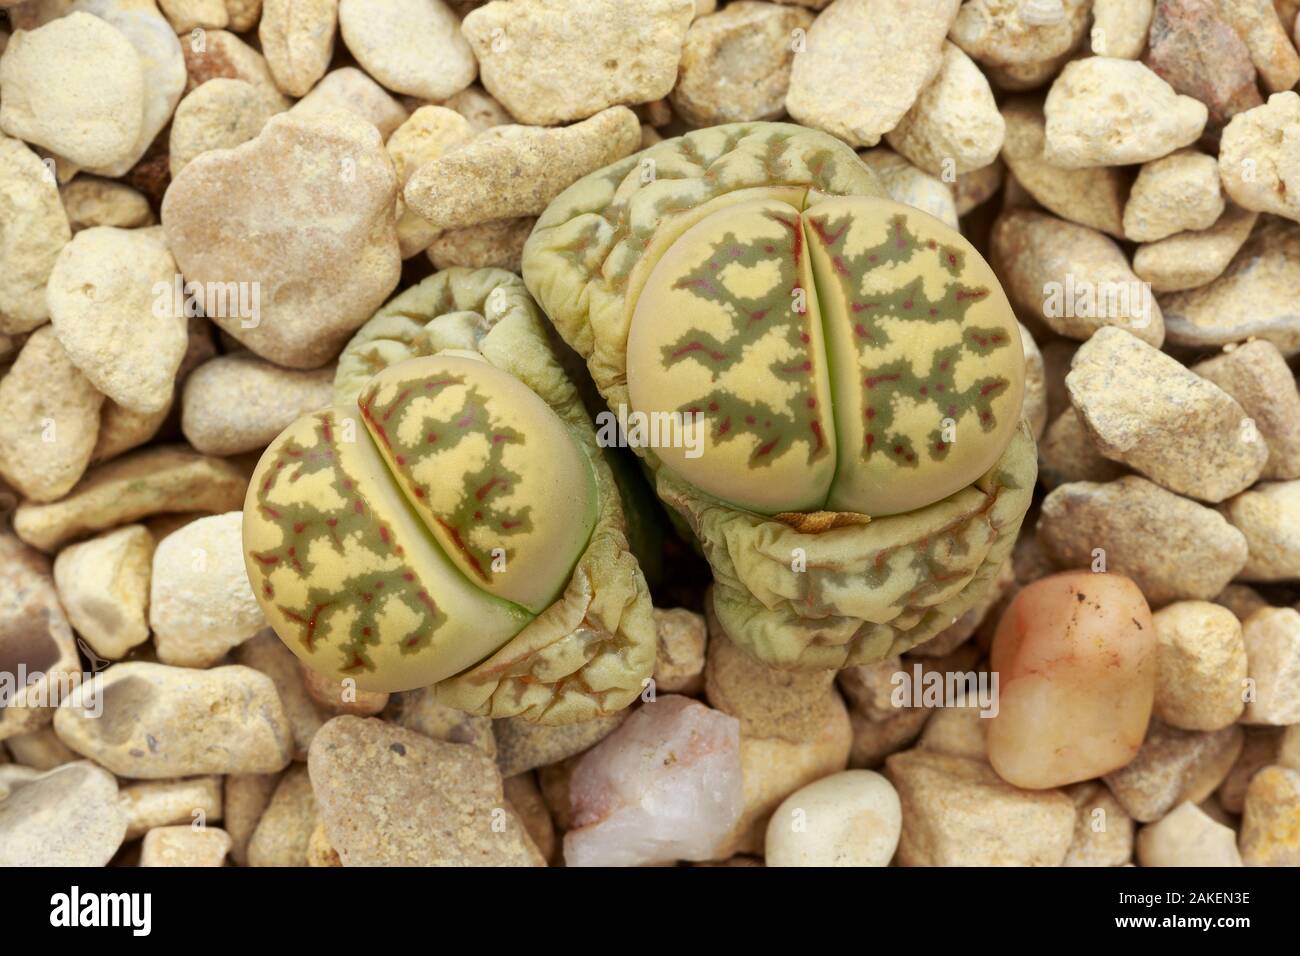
52;524;153;660
180;352;333;456
258;0;337;97
950;0;1092;91
1037;477;1250;605
0;761;127;866
1091;0;1154;58
885;41;1004;177
46;226;186;415
338;0;475;101
234;631;328;761
54;661;294;778
992;211;1163;346
161;110;401;369
427;217;536;273
1066;327;1267;501
403;106;641;232
13;445;247;553
1217;92;1300;224
150;512;265;668
224;773;279;866
651;607;707;695
462;0;694;126
382;687;495;756
494;711;627;778
1043;56;1207;167
1061;781;1135;866
60;177;153;233
181;27;288;107
1146;0;1263;124
1102;721;1243;822
1132;203;1258;293
169;78;281;178
1152;601;1247;730
1239;764;1300;865
1216;0;1300;92
289;67;409;140
886;749;1076;866
310;716;544;866
0;326;105;503
385;106;474;258
121;775;223;839
1194;340;1300;480
0;135;71;334
1038;407;1128;489
1158;217;1300;354
247;764;316;866
859;148;959;228
1239;608;1300;724
1123;149;1224;241
670;1;813;128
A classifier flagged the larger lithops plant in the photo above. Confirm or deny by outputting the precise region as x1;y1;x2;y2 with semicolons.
244;268;656;722
523;123;1037;669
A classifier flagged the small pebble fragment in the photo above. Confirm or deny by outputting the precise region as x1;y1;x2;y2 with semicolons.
1136;800;1243;866
1123;149;1224;242
1239;764;1300;865
140;825;232;866
1152;601;1247;731
1239;608;1300;725
258;0;338;97
1103;721;1243;822
764;770;901;867
52;524;154;661
0;761;127;866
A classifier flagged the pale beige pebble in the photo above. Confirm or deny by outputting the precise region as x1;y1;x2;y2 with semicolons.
786;0;960;148
234;630;327;761
1214;583;1270;620
168;78;280;178
0;326;105;502
1218;92;1300;224
120;776;223;840
764;770;901;867
300;665;390;717
225;0;261;30
1091;0;1154;57
0;534;83;744
0;761;127;866
0;13;144;169
306;821;341;866
1043;57;1208;167
258;0;337;97
1225;482;1300;581
46;226;186;415
60;177;153;233
950;0;1092;90
338;0;474;101
381;685;495;757
916;705;987;760
988;571;1156;790
503;771;556;863
247;763;316;866
1037;477;1250;605
53;524;153;661
990;211;1164;346
462;0;693;127
1133;204;1259;293
1239;764;1300;864
885;41;1005;177
1103;721;1243;822
1152;601;1248;731
386;106;475;258
1062;781;1135;866
950;159;1005;216
223;772;279;865
998;97;1126;238
404;106;641;232
1239;607;1300;723
162;110;400;369
1159;217;1300;354
668;1;813;128
181;28;288;108
1067;327;1268;501
437;84;513;133
149;512;264;667
1123;150;1225;242
426;217;535;272
1219;727;1280;810
1137;800;1243;865
140;825;231;866
0;135;72;333
848;706;932;768
54;661;293;777
159;0;228;31
494;711;627;778
1195;341;1300;481
309;715;545;866
290;67;409;140
858;149;959;229
1038;407;1127;489
651;607;707;696
886;749;1076;865
1218;0;1300;90
4;725;78;770
180;352;333;456
0;766;39;801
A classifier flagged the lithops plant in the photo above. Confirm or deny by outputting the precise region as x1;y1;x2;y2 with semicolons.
523;123;1037;670
243;268;656;722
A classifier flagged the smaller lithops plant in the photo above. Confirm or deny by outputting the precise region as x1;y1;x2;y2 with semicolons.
523;123;1037;669
243;269;655;722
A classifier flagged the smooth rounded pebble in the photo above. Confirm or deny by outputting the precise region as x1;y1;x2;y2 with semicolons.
764;770;901;867
150;512;265;668
0;762;127;866
0;134;71;333
60;176;153;233
1239;608;1300;725
1122;149;1224;242
258;0;338;97
1133;204;1258;293
1224;481;1300;582
121;776;223;839
169;78;282;178
1152;601;1247;731
1136;801;1242;866
52;524;154;660
140;825;232;866
1194;340;1300;481
289;67;409;140
339;0;475;101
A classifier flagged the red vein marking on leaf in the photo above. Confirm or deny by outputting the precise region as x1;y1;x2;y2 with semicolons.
435;517;488;581
864;373;901;389
476;475;505;501
670;340;728;361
